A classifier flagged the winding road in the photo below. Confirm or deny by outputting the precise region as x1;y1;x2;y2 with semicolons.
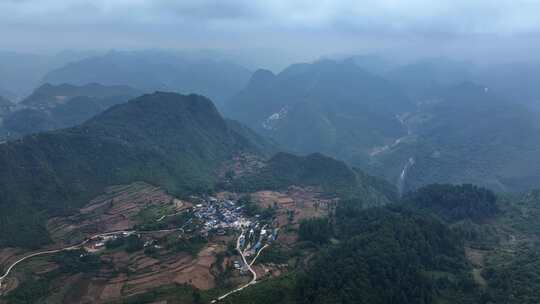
0;241;89;289
0;217;267;301
213;231;269;303
0;218;194;290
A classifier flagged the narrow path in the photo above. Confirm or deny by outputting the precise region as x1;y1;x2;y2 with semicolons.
249;244;269;266
0;219;193;289
213;233;269;303
0;241;88;289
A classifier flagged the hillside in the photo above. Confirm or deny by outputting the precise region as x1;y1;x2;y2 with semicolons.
0;92;265;248
1;83;142;139
0;96;13;115
224;59;413;163
404;184;499;222
220;203;475;304
227;152;397;206
0;51;93;99
20;83;141;109
42;50;252;106
368;82;540;193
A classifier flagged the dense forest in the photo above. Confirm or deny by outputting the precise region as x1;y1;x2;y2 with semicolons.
222;197;481;304
226;152;396;206
404;184;499;222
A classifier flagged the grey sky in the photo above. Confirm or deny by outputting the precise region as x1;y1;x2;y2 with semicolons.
2;0;540;64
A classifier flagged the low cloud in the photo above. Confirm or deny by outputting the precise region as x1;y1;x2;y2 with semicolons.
2;0;540;64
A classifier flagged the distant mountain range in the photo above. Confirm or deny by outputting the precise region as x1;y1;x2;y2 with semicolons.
0;95;13;115
0;83;142;139
368;82;540;193
224;57;540;193
43;50;252;106
0;50;99;99
224;59;412;163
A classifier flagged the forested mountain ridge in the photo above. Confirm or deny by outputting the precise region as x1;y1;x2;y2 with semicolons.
224;59;412;163
42;50;252;106
0;83;143;140
226;152;397;206
404;184;499;222
0;96;13;115
368;82;540;193
20;83;141;109
0;92;265;248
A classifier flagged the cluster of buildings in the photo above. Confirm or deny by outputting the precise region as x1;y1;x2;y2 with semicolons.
239;223;278;257
190;196;279;272
192;196;252;236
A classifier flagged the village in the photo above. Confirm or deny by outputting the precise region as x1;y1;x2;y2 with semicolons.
80;194;278;276
0;183;333;301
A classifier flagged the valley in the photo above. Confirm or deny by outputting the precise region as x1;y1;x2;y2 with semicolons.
3;0;540;303
0;179;337;303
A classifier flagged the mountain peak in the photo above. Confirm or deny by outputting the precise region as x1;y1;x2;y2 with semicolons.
246;69;276;90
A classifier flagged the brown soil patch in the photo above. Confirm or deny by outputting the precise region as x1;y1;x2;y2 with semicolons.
47;182;176;244
99;281;124;301
0;248;21;273
465;247;486;267
465;247;488;287
250;186;335;228
174;244;221;290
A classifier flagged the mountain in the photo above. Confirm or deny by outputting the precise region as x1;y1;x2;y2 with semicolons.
221;204;474;304
224;59;413;166
346;54;395;75
0;51;98;99
20;83;141;109
368;82;540;193
0;96;13;115
474;62;540;110
227;152;397;206
1;83;142;138
42;50;252;106
0;92;265;248
385;58;474;100
404;184;498;222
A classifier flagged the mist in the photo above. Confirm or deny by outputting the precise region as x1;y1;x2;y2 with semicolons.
2;0;540;68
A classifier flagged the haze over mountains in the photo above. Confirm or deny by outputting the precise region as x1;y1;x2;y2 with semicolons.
42;50;252;106
220;56;540;193
2;50;540;195
1;49;540;303
4;1;540;303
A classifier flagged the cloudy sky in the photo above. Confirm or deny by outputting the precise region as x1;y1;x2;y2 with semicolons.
2;0;540;65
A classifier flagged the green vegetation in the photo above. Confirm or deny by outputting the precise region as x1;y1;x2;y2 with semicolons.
2;275;52;304
256;245;293;265
0;92;265;248
369;82;540;193
3;250;105;304
168;235;207;256
227;152;396;205
298;204;474;304
215;203;477;304
298;218;331;245
54;250;103;273
482;244;540;304
220;274;299;304
224;59;411;166
2;83;141;139
111;283;204;304
404;184;498;222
